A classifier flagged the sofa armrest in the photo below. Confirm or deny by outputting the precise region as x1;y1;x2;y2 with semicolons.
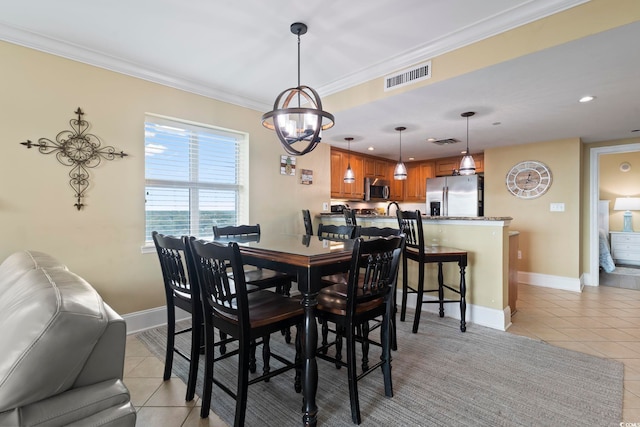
74;303;127;388
0;379;135;427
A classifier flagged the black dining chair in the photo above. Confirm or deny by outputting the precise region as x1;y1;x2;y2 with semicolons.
396;210;467;333
343;208;357;226
151;231;203;402
320;225;403;363
317;223;359;240
302;209;313;235
185;237;303;426
213;224;294;296
315;235;404;424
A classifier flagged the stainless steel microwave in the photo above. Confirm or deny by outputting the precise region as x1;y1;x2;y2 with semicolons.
364;177;390;201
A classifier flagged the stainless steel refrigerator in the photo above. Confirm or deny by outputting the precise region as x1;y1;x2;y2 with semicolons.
426;175;483;217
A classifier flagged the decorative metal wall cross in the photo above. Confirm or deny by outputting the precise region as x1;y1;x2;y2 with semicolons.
20;108;128;210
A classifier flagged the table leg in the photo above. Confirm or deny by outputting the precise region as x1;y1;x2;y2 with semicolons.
300;287;318;426
459;261;467;332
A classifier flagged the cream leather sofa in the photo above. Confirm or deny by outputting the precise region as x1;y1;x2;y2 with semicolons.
0;250;136;426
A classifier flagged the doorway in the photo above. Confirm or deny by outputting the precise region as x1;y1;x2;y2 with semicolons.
589;142;640;286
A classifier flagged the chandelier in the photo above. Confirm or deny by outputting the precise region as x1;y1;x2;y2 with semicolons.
261;22;335;156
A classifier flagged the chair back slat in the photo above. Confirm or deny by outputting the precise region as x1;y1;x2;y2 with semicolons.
187;238;250;326
343;209;357;226
317;223;358;240
346;236;404;314
356;226;401;239
213;224;260;239
396;210;424;251
152;231;192;298
302;209;313;235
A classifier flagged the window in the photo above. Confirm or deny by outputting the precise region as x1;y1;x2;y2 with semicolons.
144;114;247;244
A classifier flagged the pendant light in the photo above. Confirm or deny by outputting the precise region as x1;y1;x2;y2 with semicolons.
393;126;407;180
261;22;335;156
343;137;355;183
459;111;476;176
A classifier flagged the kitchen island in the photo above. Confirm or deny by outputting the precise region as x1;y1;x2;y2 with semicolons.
317;213;515;331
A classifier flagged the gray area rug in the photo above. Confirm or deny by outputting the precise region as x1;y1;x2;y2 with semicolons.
137;314;623;427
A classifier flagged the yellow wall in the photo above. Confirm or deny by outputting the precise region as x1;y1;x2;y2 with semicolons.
599;152;640;231
485;138;582;279
0;40;330;315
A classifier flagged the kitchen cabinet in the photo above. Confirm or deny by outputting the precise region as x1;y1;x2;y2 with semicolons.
330;149;364;199
435;153;484;176
364;158;389;179
388;163;404;201
610;232;640;266
404;161;434;202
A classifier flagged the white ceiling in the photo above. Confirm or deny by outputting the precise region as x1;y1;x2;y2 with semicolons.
1;0;639;161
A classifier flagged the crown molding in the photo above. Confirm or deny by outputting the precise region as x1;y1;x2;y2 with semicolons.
0;0;587;112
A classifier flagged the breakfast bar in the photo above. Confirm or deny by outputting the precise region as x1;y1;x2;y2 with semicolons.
317;214;515;331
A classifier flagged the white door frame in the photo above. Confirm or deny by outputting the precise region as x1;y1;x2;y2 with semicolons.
589;142;640;285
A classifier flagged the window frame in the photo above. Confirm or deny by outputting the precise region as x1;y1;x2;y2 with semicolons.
142;113;249;252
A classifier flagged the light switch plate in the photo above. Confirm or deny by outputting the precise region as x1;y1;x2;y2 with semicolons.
550;203;565;212
322;202;329;211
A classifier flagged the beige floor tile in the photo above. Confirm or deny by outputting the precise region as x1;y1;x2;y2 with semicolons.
624;365;640;381
126;355;167;378
145;378;198;407
590;328;639;342
623;407;640;422
626;380;640;397
123;356;146;376
625;389;640;407
553;328;609;341
126;335;153;357
545;340;603;354
122;377;164;407
582;341;640;359
181;407;230;427
135;406;192;427
520;327;572;342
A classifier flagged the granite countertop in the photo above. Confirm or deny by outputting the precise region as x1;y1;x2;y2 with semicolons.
319;213;512;221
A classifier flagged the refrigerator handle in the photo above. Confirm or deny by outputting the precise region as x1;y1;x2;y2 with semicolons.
443;186;448;216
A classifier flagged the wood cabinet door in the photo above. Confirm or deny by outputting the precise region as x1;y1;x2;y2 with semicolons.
404;162;421;201
330;151;344;197
417;161;435;200
389;163;404;201
435;157;460;176
343;154;364;199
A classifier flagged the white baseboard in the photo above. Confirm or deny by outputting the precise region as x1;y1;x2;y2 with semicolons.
396;290;511;331
122;306;189;335
517;271;583;292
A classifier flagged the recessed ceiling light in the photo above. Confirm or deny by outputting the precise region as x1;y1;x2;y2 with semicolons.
579;95;595;103
409;157;415;161
367;146;374;151
426;138;435;142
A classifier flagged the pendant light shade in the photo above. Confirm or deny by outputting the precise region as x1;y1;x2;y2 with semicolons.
261;23;335;156
394;126;407;180
459;111;476;176
343;137;355;183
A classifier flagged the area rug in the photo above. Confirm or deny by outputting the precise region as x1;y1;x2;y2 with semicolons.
137;314;623;427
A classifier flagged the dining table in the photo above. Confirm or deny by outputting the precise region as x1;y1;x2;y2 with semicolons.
215;233;355;427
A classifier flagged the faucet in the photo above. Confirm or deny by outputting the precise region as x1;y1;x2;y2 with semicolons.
387;201;400;216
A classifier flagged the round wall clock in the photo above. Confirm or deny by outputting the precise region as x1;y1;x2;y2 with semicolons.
506;160;552;199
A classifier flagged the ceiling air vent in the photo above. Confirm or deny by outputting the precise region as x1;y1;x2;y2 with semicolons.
431;138;460;146
384;60;431;91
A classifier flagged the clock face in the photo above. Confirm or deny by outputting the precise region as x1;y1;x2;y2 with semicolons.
506;160;552;199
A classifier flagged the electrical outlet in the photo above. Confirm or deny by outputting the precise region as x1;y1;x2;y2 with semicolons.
517;250;522;259
550;203;565;212
322;202;329;211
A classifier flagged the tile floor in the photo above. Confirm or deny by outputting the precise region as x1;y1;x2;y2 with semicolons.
124;283;640;426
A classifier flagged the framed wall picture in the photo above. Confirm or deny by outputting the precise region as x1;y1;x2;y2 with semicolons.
301;169;313;185
280;155;296;176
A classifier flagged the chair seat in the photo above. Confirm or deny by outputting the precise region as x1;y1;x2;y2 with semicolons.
317;283;383;316
214;291;303;328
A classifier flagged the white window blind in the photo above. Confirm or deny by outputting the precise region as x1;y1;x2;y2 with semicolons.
144;115;245;243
